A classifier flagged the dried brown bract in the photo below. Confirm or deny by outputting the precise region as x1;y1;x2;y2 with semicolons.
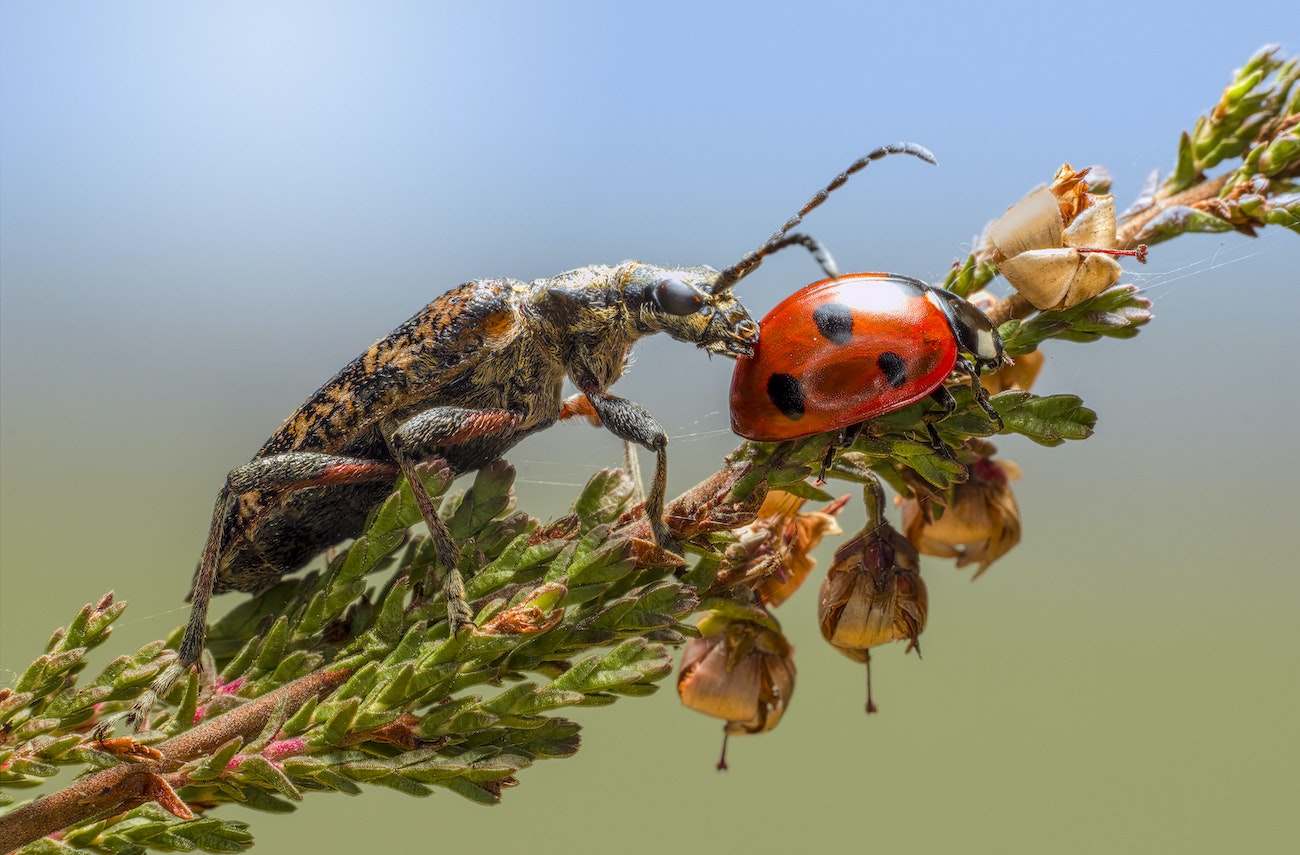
740;490;849;607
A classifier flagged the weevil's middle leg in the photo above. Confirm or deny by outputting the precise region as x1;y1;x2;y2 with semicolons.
385;406;525;633
560;394;649;510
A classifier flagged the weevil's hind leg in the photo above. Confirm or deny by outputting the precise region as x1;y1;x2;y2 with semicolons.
389;447;471;631
107;453;401;734
107;486;235;735
622;440;645;504
385;406;526;633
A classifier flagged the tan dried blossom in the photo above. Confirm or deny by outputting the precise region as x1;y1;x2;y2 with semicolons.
900;457;1023;578
818;481;927;713
677;608;796;769
728;489;849;607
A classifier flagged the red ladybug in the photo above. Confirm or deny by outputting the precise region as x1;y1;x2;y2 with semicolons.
730;272;1005;448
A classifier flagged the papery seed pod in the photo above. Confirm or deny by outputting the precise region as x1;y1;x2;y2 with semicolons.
818;479;926;713
900;456;1022;578
677;605;796;770
987;164;1145;310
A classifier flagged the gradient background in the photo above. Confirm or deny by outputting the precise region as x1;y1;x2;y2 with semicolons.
2;2;1297;852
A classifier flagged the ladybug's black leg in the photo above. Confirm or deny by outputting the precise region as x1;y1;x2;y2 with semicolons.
385;407;526;633
923;385;958;457
818;441;838;484
818;422;866;483
957;358;1003;430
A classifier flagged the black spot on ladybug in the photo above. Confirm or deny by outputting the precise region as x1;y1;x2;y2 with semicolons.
878;352;907;388
767;373;806;420
812;303;854;345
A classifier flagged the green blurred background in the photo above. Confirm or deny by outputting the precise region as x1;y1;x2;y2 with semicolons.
2;2;1297;852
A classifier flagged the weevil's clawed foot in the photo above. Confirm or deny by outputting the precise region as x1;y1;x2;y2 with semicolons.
651;518;682;559
443;567;478;636
94;659;188;738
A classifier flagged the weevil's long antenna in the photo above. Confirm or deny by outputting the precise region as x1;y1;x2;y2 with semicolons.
712;142;937;293
765;233;840;279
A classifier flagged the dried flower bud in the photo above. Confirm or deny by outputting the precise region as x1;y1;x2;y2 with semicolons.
818;480;926;713
719;489;847;607
900;457;1022;578
677;606;795;769
987;165;1144;311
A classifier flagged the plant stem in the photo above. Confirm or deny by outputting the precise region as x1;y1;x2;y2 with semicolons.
0;669;350;853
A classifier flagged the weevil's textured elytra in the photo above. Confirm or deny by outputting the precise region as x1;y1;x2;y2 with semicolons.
120;142;938;731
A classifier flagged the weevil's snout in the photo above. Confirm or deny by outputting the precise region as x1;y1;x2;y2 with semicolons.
702;305;758;357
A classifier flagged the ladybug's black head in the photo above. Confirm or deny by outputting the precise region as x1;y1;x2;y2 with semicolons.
930;287;1005;371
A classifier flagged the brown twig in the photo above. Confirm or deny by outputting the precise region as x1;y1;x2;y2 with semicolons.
1114;173;1230;248
0;668;351;854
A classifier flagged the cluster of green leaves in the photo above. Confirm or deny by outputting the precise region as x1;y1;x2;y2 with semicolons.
1;463;698;851
1154;46;1299;237
23;806;253;855
1;597;165;806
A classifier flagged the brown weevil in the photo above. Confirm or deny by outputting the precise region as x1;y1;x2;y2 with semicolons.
124;142;937;729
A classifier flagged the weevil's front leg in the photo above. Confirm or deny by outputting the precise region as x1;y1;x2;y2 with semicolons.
119;453;400;732
559;394;645;503
384;407;525;633
575;381;676;551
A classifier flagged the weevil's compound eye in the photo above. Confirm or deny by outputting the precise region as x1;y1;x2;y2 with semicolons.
650;275;706;316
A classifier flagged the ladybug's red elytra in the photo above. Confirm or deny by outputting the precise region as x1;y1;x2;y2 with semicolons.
729;272;1005;449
